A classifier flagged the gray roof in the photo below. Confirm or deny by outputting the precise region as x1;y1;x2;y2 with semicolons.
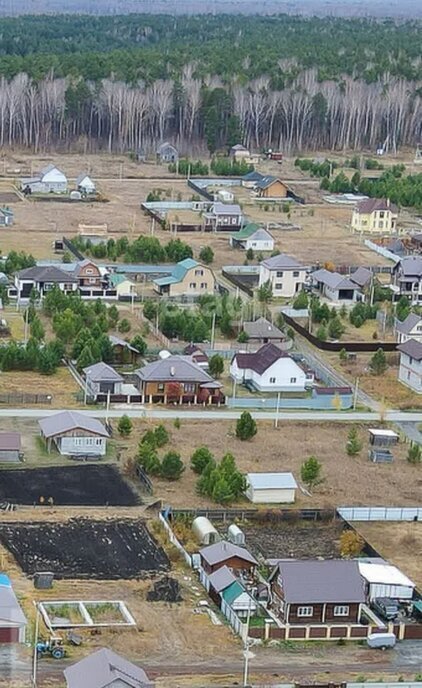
136;356;215;384
261;253;305;270
0;271;9;285
76;173;95;186
0;575;27;626
247;472;297;490
157;141;177;154
109;335;140;353
64;648;153;688
397;338;422;361
312;268;359;291
243;317;284;340
39;411;109;439
0;432;21;451
200;541;258;567
212;202;242;216
83;362;123;383
350;267;372;288
395;256;422;278
16;265;77;283
208;565;237;593
274;560;366;604
395;312;422;335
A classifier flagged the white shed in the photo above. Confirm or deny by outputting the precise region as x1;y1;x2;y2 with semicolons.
217;189;235;203
76;173;96;195
245;472;298;504
358;562;415;600
227;524;245;546
192;516;220;545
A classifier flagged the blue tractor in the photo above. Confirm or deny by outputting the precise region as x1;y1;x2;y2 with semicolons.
36;636;65;659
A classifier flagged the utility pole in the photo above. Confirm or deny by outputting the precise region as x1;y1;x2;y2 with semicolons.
274;392;281;428
106;390;111;424
24;306;29;344
32;602;40;687
353;377;359;411
210;312;216;349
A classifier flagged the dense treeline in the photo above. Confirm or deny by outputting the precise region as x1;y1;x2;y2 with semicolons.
0;14;420;152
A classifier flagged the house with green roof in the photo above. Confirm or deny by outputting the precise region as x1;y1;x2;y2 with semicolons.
108;272;135;298
230;223;274;252
153;258;215;297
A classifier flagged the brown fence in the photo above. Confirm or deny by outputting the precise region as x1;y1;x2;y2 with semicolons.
248;621;422;642
0;393;52;405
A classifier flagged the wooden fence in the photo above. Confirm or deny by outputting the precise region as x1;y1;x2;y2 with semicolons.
0;393;52;405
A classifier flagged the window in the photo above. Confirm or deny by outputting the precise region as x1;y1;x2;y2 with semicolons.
232;217;237;224
96;438;102;446
269;377;276;383
297;606;313;617
183;383;195;393
275;283;283;290
334;605;349;616
417;326;422;332
86;268;93;275
189;282;197;289
89;277;96;284
195;269;204;276
409;356;413;365
378;221;384;229
157;383;164;392
200;282;207;289
290;377;297;383
379;211;385;219
293;271;299;277
276;271;284;278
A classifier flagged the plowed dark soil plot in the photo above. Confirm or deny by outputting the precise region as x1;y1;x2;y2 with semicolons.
0;465;140;506
0;519;170;579
243;522;343;560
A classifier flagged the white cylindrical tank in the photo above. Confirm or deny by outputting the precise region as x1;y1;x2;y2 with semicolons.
227;524;245;546
192;516;220;545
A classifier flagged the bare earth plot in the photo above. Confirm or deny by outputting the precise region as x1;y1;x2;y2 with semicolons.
0;465;141;506
121;420;421;508
237;521;344;560
0;518;168;579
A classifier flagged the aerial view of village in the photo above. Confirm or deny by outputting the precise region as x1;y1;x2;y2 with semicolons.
0;4;420;688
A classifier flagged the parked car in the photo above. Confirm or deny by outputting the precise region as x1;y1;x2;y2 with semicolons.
367;632;396;650
371;597;400;621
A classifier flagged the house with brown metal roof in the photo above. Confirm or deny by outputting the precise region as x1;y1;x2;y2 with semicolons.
64;648;154;688
269;560;366;625
397;338;422;394
351;198;399;234
39;410;109;456
230;343;308;392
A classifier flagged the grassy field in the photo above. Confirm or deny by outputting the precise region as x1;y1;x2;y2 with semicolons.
118;419;420;509
0;368;81;409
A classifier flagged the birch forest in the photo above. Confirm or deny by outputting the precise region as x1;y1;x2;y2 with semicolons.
0;14;420;153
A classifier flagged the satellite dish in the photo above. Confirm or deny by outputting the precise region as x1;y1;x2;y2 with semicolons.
159;350;171;359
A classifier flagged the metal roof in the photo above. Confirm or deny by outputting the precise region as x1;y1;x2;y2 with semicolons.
243;317;284;340
395;312;422;335
64;648;153;688
261;253;305;270
396;256;422;278
211;202;242;215
153;258;202;287
16;265;77;283
0;575;27;626
358;562;414;588
0;432;21;451
200;541;258;567
275;560;366;604
356;198;398;214
222;580;245;605
312;268;359;291
208;565;237;592
39;411;109;439
233;343;288;375
232;224;273;242
136;356;215;383
83;362;123;383
247;472;298;490
397;338;422;361
350;267;372;288
109;335;139;353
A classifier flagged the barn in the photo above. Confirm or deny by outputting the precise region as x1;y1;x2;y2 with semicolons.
245;472;298;504
0;575;27;643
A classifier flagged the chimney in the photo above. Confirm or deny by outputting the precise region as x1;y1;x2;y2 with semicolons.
387;198;390;209
170;366;175;377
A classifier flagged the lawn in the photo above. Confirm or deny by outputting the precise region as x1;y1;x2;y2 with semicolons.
0;367;81;408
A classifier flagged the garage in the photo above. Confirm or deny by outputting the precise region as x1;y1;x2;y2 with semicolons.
0;574;27;643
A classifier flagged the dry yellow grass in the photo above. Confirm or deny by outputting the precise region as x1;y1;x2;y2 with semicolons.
0;368;81;408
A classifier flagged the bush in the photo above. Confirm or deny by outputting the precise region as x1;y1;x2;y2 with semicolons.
237;330;249;343
197;452;246;504
131;335;147;355
346;427;362;455
407;443;421;464
316;324;327;341
160;451;185;480
117;414;132;437
191;446;214;474
369;348;387;375
300;456;322;488
208;354;224;379
154;424;169;448
138;442;161;475
236;411;257;441
293;290;308;310
118;318;131;333
199;246;214;264
339;530;364;557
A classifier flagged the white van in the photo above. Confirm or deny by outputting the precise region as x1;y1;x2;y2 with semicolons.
367;632;396;650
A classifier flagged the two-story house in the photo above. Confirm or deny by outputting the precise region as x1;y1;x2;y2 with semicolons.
351;198;399;234
395;313;422;344
397;339;422;394
392;256;422;305
230;343;311;392
153;258;215;297
259;254;308;298
74;259;105;295
269;560;366;625
204;203;243;231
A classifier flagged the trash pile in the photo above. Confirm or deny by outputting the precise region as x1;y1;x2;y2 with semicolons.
147;576;182;603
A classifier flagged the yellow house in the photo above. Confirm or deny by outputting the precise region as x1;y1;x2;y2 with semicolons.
351;198;399;234
153;258;215;297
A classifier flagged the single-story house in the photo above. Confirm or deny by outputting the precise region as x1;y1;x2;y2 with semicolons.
349;266;372;290
243;317;285;344
395;312;422;344
208;566;257;618
0;207;14;226
204;203;243;231
358;561;415;601
156;142;179;164
200;540;258;575
183;343;209;369
39;410;109;456
241;170;265;188
230;223;274;252
83;362;124;397
229;144;250;161
14;265;78;302
269;560;366;625
135;355;224;405
397;338;422;394
230;343;309;392
21;164;68;194
311;268;363;302
76;173;96;195
256;176;290;199
245;472;298;504
259;254;308;298
109;334;141;365
0;432;21;463
153;258;215;297
108;273;136;298
0;574;27;643
64;648;154;688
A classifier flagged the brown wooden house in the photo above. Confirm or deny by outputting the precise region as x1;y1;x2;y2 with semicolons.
200;541;258;575
269;560;366;625
135;355;224;405
74;259;103;289
109;335;141;365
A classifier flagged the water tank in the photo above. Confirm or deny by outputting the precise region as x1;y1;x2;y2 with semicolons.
227;524;245;546
70;191;82;201
192;516;220;545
